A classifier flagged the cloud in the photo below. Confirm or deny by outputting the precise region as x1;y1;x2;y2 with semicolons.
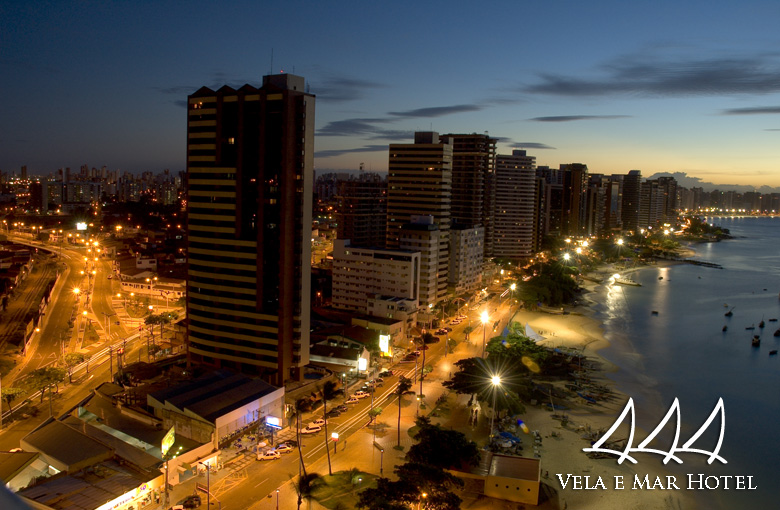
156;85;196;96
722;106;780;115
315;145;388;158
317;117;388;137
388;104;481;118
765;128;780;131
529;115;629;122
172;100;189;109
311;76;385;102
366;130;415;141
513;142;556;150
525;54;780;97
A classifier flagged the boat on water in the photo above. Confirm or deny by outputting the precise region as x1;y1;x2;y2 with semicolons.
613;275;642;286
651;310;659;315
774;329;780;337
769;318;778;322
722;325;728;332
725;307;735;317
752;335;761;347
759;316;765;328
770;350;778;356
745;325;755;330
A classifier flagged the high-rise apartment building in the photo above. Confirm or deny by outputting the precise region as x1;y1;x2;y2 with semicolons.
494;150;537;261
185;74;313;386
440;134;497;256
621;170;642;232
386;132;451;304
336;173;387;248
448;225;484;293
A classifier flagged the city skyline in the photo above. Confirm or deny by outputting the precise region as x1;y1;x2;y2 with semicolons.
3;1;780;188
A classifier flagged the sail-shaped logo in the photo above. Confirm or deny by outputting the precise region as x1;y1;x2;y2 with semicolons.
583;398;727;465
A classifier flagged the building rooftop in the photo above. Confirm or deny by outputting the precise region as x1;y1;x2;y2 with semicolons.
19;460;148;510
0;451;39;484
21;420;112;472
148;370;281;424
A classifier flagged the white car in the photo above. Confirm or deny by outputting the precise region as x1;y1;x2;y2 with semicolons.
257;450;281;461
354;391;370;399
345;397;359;404
301;424;322;434
310;419;328;427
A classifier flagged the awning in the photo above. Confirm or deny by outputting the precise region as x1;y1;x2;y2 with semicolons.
525;323;546;343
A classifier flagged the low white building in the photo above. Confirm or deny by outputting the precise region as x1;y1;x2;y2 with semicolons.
332;239;420;311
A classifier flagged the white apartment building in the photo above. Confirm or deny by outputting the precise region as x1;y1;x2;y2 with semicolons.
332;239;420;311
494;150;537;261
449;225;484;293
399;217;443;307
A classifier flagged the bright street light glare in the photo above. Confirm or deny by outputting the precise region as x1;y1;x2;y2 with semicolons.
491;375;501;385
481;311;489;324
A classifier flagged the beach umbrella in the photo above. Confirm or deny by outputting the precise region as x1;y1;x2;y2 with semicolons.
516;419;530;434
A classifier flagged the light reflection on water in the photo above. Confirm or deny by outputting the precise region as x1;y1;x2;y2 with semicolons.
593;216;780;509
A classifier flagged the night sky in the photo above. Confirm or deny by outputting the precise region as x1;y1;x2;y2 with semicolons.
3;1;780;188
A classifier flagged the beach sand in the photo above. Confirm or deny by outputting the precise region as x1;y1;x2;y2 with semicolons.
494;263;696;509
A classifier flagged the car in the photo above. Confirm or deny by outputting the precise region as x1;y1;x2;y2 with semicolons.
451;320;461;325
458;315;467;320
257;450;281;461
274;443;294;454
402;355;416;362
354;391;370;399
424;336;441;344
379;370;394;377
284;439;299;447
374;376;384;383
325;409;341;418
334;405;348;413
436;328;447;335
310;418;328;427
443;327;453;332
301;424;322;434
345;397;359;404
333;388;346;396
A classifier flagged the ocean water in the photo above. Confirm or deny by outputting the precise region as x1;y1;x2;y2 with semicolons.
593;216;780;509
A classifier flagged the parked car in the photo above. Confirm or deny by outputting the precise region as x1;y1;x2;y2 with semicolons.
284;439;298;447
310;418;328;427
379;370;394;377
345;397;360;404
354;391;370;399
424;336;441;344
402;355;416;362
333;388;346;396
443;327;453;332
301;424;322;434
374;377;384;383
274;443;294;454
257;450;281;461
334;405;348;413
325;409;341;418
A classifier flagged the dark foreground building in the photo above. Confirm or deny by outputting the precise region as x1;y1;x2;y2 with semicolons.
185;74;313;385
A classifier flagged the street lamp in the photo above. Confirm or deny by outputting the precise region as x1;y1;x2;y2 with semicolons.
490;375;501;439
276;488;280;510
481;310;489;358
510;283;516;302
331;432;339;454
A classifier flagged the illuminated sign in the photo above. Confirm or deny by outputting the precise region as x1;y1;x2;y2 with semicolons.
358;357;368;371
266;416;282;429
161;426;175;457
379;335;390;354
76;222;87;231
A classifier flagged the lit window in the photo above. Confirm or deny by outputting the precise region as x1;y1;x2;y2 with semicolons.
228;137;235;144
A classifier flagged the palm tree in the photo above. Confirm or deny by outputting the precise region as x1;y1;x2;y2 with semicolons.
292;472;322;510
463;325;474;343
321;380;338;475
418;333;435;398
395;376;412;447
294;398;311;478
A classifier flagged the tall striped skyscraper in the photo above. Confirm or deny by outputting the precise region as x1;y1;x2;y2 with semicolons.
185;74;313;386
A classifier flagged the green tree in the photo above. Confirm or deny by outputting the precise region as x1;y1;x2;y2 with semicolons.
462;326;473;342
406;417;479;470
356;477;417;510
1;386;25;427
395;376;413;447
62;352;87;383
26;367;66;416
368;406;383;424
321;380;338;475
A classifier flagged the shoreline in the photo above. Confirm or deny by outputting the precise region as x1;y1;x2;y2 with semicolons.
514;254;698;509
